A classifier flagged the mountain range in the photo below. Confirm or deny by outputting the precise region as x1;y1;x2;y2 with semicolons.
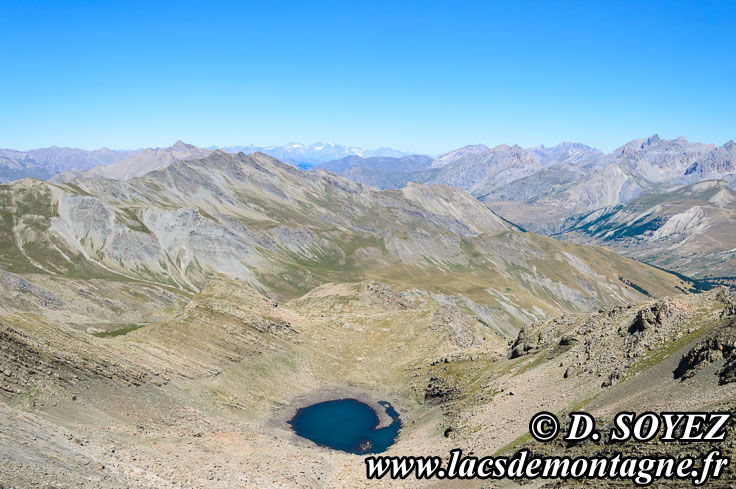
50;140;212;182
309;135;736;279
1;151;684;333
0;141;412;183
5;135;734;280
473;136;735;230
0;146;137;183
311;154;433;188
219;142;411;166
315;135;735;201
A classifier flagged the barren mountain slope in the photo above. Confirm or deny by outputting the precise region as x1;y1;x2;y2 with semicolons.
485;163;656;233
311;154;433;189
557;180;736;278
50;140;212;182
425;144;542;196
684;140;736;182
1;275;734;488
0;151;687;335
0;146;135;183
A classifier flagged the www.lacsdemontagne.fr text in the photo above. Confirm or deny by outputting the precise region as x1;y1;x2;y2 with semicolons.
365;448;729;486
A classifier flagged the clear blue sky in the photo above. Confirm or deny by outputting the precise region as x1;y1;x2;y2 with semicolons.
1;0;734;154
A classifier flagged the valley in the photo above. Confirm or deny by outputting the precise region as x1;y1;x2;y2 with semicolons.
2;270;735;487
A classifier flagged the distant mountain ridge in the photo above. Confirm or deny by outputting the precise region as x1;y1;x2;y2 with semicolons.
314;136;736;204
0;146;136;183
311;142;602;192
607;134;715;183
218;142;411;166
51;140;212;182
4;136;736;252
310;136;736;278
311;154;433;188
425;144;542;196
429;144;490;169
0;141;413;183
684;140;736;181
482;136;736;233
530;142;604;167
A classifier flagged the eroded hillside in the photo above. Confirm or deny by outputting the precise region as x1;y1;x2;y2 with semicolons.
558;180;736;279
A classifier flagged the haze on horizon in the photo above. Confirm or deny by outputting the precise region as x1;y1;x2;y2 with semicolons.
1;0;735;154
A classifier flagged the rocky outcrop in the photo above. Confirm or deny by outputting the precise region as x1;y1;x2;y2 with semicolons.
0;323;149;398
508;316;574;359
717;287;736;317
363;281;414;309
424;376;461;404
507;298;692;389
509;330;538;359
675;318;736;384
431;306;480;348
0;270;65;309
719;355;736;384
628;300;684;334
247;317;294;334
618;301;686;368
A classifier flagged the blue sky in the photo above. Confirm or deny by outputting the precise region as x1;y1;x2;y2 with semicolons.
1;0;734;154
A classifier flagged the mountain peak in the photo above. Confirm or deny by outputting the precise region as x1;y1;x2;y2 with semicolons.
430;144;491;168
171;140;194;150
643;134;661;147
448;144;489;153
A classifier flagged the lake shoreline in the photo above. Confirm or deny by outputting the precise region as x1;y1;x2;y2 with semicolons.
272;385;403;434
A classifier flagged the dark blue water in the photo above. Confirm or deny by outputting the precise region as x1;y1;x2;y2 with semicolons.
289;398;401;454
